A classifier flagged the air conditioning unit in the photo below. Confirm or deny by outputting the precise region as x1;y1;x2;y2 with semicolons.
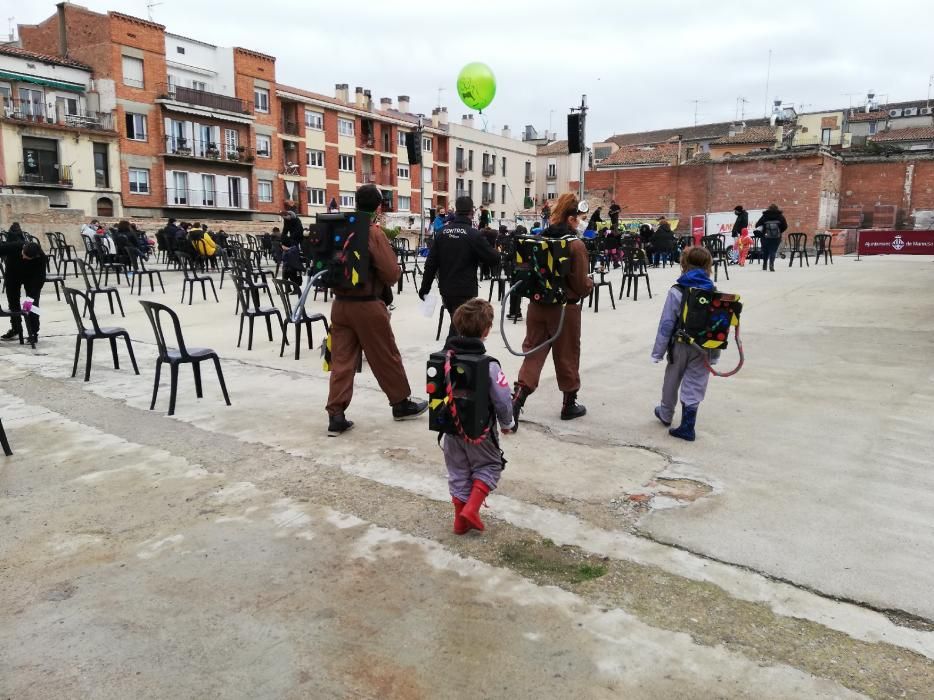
889;109;904;117
903;108;919;117
920;107;934;116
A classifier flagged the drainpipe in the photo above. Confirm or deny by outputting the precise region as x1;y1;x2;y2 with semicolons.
57;2;68;57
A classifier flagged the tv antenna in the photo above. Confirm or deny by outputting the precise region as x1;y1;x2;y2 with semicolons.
735;96;750;121
146;0;163;21
688;98;707;126
436;86;445;109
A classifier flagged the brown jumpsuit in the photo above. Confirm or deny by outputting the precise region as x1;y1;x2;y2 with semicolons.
517;237;594;393
325;223;412;415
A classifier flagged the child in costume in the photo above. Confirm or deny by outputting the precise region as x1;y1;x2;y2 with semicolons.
737;227;753;267
441;299;514;533
651;247;719;441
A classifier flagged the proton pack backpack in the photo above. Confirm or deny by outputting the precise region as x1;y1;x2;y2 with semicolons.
427;349;493;443
307;213;370;290
511;235;575;305
763;220;782;239
673;285;744;377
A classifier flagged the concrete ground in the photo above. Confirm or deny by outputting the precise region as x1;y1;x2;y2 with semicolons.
2;252;933;698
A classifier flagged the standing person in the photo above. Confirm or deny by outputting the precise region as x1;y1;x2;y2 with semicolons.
588;206;603;232
608;200;622;230
0;234;46;345
732;205;748;241
280;211;305;287
755;203;787;272
439;299;514;534
651;218;676;267
325;184;427;436
737;228;753;266
81;219;100;239
418;196;499;338
478;206;490;230
651;246;718;441
512;193;594;426
541;202;551;230
328;197;340;213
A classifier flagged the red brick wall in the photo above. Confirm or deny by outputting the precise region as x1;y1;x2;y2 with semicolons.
912;160;934;211
840;162;907;226
233;48;280;214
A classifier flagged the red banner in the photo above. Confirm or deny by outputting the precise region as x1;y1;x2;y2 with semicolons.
858;230;934;255
691;215;705;245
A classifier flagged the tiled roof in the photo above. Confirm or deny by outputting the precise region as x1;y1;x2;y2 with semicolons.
848;110;888;123
605;118;772;147
599;143;680;167
0;44;91;71
713;126;779;145
869;127;934;143
537;140;569;155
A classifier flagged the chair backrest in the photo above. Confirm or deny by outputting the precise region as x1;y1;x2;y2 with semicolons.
701;235;724;254
45;232;61;250
813;233;830;251
231;269;261;313
789;232;808;250
63;287;104;335
176;252;197;278
75;259;102;291
139;300;191;359
273;278;298;319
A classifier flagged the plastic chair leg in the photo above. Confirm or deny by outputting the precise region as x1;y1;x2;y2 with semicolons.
114;291;125;317
192;362;203;398
213;357;231;406
71;335;81;378
109;336;120;370
247;316;255;351
0;419;11;456
150;359;162;410
237;315;245;348
123;335;139;375
168;363;179;416
83;338;94;382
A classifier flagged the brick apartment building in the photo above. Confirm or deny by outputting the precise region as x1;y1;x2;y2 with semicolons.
18;2;283;222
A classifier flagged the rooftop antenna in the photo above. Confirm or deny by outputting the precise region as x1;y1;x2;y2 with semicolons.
735;96;750;121
688;98;707;126
7;16;14;42
436;86;445;109
146;0;163;21
842;92;862;108
927;74;933;109
763;49;772;117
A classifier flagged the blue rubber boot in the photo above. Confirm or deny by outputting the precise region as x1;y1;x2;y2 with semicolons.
669;403;698;441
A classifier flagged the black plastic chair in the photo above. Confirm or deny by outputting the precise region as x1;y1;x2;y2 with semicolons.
813;233;834;265
0;418;11;456
176;252;219;305
94;237;129;286
76;260;125;317
788;233;810;267
63;287;139;382
45;255;66;301
139;300;231;416
230;257;274;313
273;278;330;360
588;265;616;313
123;247;165;295
232;271;283;350
619;245;652;301
702;235;731;282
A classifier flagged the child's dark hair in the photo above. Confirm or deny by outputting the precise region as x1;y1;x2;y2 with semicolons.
680;246;713;275
452;298;494;339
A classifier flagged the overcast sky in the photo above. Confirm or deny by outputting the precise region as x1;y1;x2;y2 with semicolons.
9;0;934;142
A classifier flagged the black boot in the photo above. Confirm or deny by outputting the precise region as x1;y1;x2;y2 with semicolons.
511;383;531;432
560;391;587;420
392;397;429;421
327;412;354;437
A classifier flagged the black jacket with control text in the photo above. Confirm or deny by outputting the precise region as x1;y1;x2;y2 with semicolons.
419;215;499;299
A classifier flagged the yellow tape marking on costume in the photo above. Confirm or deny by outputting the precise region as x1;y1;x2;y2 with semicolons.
351;269;359;285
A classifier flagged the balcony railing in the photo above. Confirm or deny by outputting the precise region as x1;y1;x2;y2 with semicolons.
157;83;252;115
524;170;535;183
164;136;254;163
437;180;449;192
281;161;302;176
482;164;495;177
481;194;494;205
165;187;250;210
359;133;376;149
18;162;73;187
362;172;377;184
456;189;469;199
3;99;115;131
282;120;301;136
455;161;467;173
545;170;557;180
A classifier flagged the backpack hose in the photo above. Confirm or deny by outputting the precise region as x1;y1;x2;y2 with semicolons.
292;269;330;323
499;281;567;357
684;323;744;378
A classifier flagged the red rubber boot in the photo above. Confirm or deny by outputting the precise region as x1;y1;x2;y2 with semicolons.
460;480;490;532
452;498;469;535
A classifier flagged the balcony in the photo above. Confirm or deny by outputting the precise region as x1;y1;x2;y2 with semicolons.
163;136;255;165
437;179;449;192
546;170;557;181
282;120;301;137
362;172;377;184
482;164;495;177
3;99;115;132
281;161;302;176
165;187;251;210
18;162;72;187
481;193;494;205
524;170;535;183
156;83;252;115
455;161;467;173
359;132;376;150
456;189;468;199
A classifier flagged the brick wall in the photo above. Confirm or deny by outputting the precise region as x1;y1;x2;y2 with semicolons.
233;48;280;215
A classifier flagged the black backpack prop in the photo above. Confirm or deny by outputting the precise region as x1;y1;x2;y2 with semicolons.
674;286;745;378
427;350;493;443
307;213;371;290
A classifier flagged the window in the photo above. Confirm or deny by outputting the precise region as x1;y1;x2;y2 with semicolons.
422;137;432;152
21;137;58;183
0;84;11;111
397;195;411;211
224;128;239;158
456;146;465;169
339;190;355;208
456;178;465;196
501;212;505;219
125;113;147;141
177;46;186;54
821;128;832;146
468;180;474;198
192;80;207;92
122;56;144;88
93;143;109;188
308;188;326;206
468;149;474;170
254;87;269;113
524;187;530;200
172;171;189;204
398;130;408;146
546;184;557;199
19;88;43;118
304;110;323;130
501;184;506;204
423;168;432;183
869;122;878;135
56;96;79;116
258;179;273;203
202;174;215;206
502;157;507;176
306;149;324;168
256;134;272;158
96;197;114;217
397;164;410;179
547;159;557;178
128;168;150;194
338;118;355;137
339;154;355;172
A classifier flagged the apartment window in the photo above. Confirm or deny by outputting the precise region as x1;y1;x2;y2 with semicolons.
491;154;496;172
191;80;207;92
256;134;272;158
501;184;506;204
869;122;878;135
546;184;557;199
339;154;355;172
468;149;474;170
306;149;324;168
176;46;186;54
423;168;432;183
524;187;530;200
422;137;432;152
125;113;147;141
468;180;474;198
398;130;408;146
93;143;109;188
304;110;323;130
258;179;273;202
202;174;216;206
500;212;505;219
456;178;465;196
502;157;507;176
308;188;326;206
397;164;410;179
547;159;557;178
254;87;270;113
339;190;356;208
224;128;239;159
397;195;411;211
338;118;355;137
0;84;11;111
456;146;465;168
122;56;144;88
171;172;189;204
821;128;832;146
128;168;150;194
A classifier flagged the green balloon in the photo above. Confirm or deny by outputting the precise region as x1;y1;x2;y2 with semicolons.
457;62;496;112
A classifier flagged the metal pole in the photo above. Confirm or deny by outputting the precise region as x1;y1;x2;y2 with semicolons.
578;94;587;205
417;114;425;251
